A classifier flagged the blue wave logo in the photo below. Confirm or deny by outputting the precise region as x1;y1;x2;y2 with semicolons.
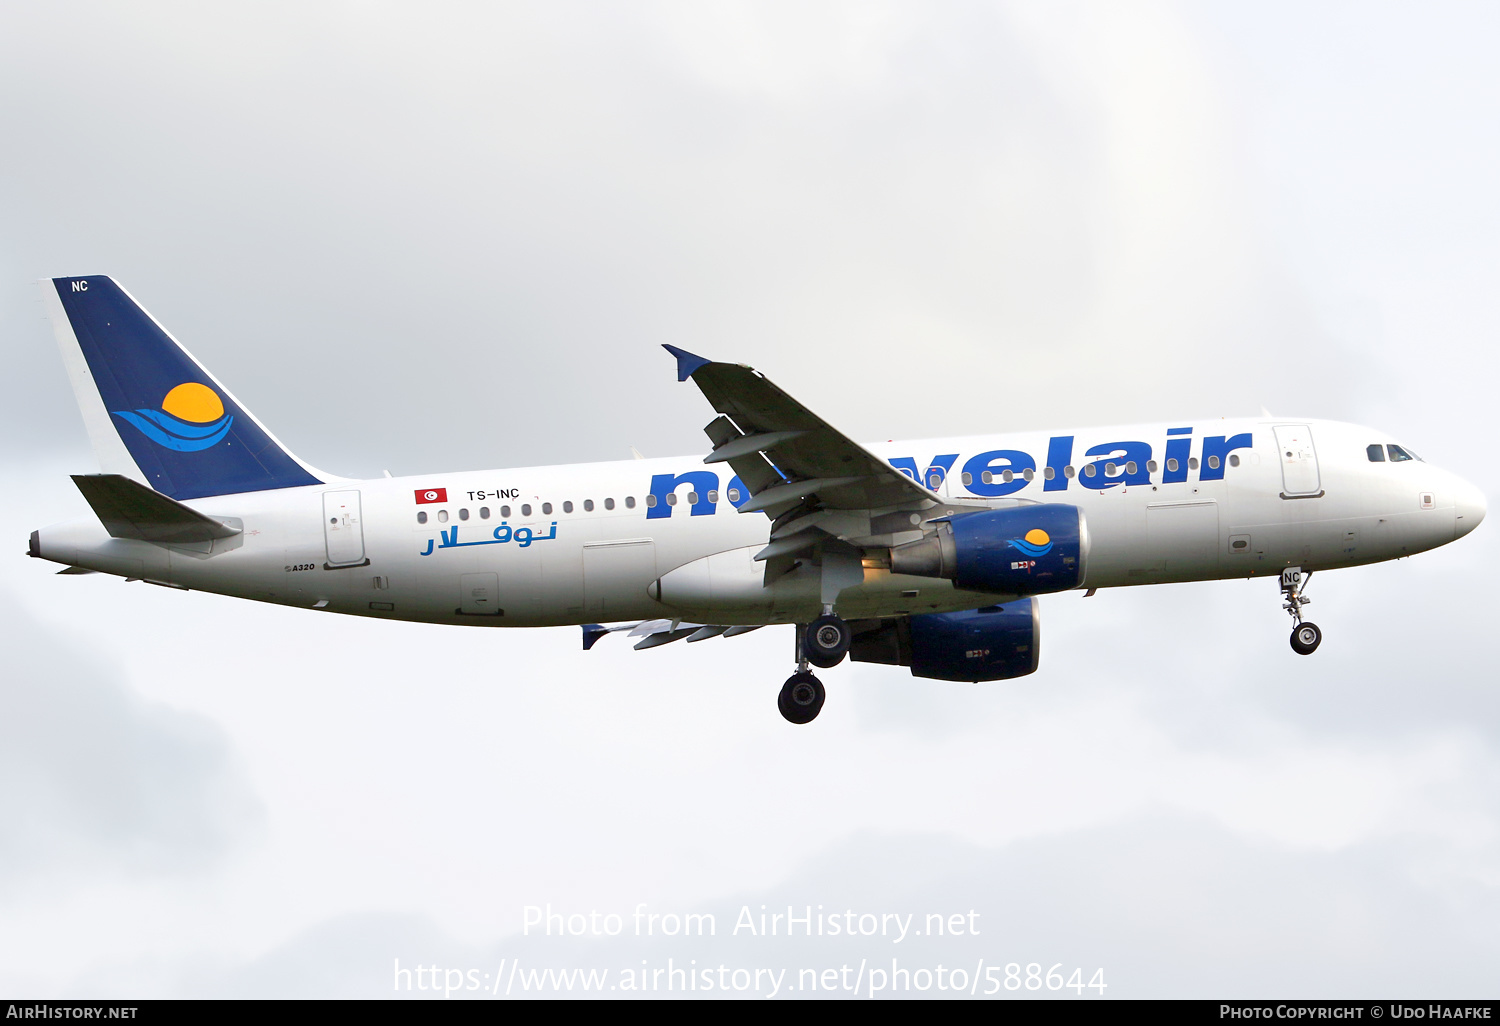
112;382;233;452
1006;528;1054;558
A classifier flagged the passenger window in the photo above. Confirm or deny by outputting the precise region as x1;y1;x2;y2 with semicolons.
563;501;573;513
645;494;657;507
1001;470;1014;483
500;505;511;518
605;498;615;510
521;504;532;517
1228;455;1240;467
1022;468;1034;481
1367;444;1386;462
437;510;449;523
417;511;428;525
1188;457;1199;470
981;471;993;485
1166;458;1178;473
542;502;553;515
625;496;636;509
1125;461;1137;475
707;489;719;503
1064;466;1076;478
961;472;973;486
1104;462;1117;476
1147;460;1158;473
1207;455;1220;470
665;493;678;506
726;488;740;503
459;508;469;521
1083;464;1097;478
1043;467;1055;480
687;491;698;504
583;499;594;512
1388;445;1414;462
480;507;490;519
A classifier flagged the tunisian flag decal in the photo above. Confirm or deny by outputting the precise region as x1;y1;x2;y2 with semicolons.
414;488;447;504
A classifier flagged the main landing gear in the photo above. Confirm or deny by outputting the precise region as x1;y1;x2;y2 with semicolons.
804;612;852;668
779;671;825;725
1281;567;1322;656
778;610;851;724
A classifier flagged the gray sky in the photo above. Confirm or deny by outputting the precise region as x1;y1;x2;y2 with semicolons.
1;0;1496;998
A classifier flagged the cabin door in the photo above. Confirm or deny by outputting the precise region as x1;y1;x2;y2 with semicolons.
1274;425;1322;497
322;490;366;567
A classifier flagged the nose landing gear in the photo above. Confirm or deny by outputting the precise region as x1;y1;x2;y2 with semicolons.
1281;567;1322;655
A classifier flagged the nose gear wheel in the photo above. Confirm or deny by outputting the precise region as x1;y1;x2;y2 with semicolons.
1280;567;1322;655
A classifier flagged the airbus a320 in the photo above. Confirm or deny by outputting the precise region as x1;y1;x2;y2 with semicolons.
28;277;1486;723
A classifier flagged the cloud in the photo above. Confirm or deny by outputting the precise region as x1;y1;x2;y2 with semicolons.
188;817;1500;998
0;0;1496;1001
0;588;262;891
0;0;1361;479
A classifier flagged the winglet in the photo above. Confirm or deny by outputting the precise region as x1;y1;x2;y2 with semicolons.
662;344;712;382
582;623;611;651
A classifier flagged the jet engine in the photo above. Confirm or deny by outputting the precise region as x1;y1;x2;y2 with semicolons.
888;504;1089;596
849;601;1040;682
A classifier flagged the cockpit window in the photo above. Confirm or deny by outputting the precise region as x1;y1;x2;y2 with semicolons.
1366;444;1385;462
1387;445;1414;463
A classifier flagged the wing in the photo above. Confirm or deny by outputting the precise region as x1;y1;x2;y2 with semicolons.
663;345;944;514
663;345;972;583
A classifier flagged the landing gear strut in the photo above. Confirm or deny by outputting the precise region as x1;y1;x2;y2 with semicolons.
778;620;834;724
1281;567;1322;655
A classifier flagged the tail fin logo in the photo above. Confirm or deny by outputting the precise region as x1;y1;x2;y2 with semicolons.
112;382;234;452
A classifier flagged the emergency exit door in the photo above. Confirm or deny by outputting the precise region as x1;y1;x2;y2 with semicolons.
322;490;366;566
1274;425;1322;497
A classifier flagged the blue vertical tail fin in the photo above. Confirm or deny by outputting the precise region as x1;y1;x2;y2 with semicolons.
43;276;326;500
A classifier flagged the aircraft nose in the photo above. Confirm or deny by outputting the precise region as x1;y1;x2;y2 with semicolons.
1453;476;1487;539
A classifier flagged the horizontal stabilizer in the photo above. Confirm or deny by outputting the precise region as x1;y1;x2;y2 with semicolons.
72;474;241;544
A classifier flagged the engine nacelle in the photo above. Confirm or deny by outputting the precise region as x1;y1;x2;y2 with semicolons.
849;601;1040;682
888;504;1088;596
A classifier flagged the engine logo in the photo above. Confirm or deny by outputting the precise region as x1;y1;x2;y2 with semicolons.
1007;528;1053;558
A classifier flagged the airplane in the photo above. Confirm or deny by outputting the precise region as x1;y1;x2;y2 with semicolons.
27;276;1487;724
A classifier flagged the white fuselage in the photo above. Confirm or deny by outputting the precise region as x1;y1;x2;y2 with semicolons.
33;418;1484;628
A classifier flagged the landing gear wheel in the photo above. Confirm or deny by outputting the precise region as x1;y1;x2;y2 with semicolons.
803;614;852;669
1290;622;1322;655
778;671;825;724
